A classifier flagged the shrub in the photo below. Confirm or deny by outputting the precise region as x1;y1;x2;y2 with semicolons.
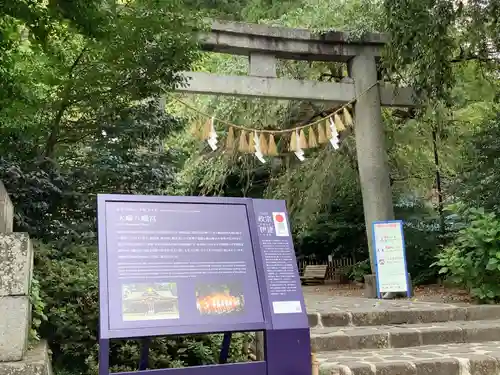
34;241;250;375
433;207;500;303
346;259;371;283
403;224;441;285
29;277;47;343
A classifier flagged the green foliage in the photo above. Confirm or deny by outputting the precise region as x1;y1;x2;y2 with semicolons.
267;0;383;35
347;260;371;283
383;0;500;102
1;0;111;41
383;0;456;101
394;196;449;284
29;277;47;344
34;241;99;370
434;206;500;303
0;101;183;240
456;112;500;213
1;0;202;159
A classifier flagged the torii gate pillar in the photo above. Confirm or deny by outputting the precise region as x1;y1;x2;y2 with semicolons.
350;54;395;274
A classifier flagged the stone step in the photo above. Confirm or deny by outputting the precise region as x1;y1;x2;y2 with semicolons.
317;341;500;375
311;319;500;352
0;341;52;375
307;304;500;328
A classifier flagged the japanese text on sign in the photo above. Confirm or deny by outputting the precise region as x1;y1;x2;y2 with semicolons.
373;221;409;294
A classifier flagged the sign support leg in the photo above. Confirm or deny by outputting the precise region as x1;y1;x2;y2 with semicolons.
266;329;311;375
139;338;151;370
219;333;232;364
98;338;110;375
406;272;412;298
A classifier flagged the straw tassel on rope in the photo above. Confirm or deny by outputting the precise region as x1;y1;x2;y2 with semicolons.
259;133;268;155
317;122;327;144
289;131;297;152
202;118;212;140
190;120;201;138
325;118;332;138
308;127;318;148
226;126;235;150
172;83;381;156
238;130;249;152
298;129;308;149
343;107;354;127
182;101;358;155
248;132;255;153
267;134;278;156
334;113;346;132
293;130;305;161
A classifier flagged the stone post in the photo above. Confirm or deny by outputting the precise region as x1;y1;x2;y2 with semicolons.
249;53;277;78
349;55;395;297
0;181;52;374
0;181;14;233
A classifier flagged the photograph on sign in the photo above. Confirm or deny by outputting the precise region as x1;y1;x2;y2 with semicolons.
195;282;245;316
103;201;265;333
373;221;409;295
121;282;179;321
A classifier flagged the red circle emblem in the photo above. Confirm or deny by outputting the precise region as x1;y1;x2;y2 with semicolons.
275;214;284;223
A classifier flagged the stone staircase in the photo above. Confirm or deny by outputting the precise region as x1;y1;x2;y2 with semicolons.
307;298;500;375
0;182;52;375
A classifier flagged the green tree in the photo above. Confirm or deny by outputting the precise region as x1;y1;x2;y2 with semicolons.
383;0;500;101
1;0;202;157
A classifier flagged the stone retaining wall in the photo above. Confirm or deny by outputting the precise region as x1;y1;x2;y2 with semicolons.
0;181;52;375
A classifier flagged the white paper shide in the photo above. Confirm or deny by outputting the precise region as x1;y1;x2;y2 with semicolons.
373;221;408;293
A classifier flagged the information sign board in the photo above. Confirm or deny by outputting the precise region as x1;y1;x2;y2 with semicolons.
102;201;264;336
372;220;410;298
251;199;307;329
97;195;310;375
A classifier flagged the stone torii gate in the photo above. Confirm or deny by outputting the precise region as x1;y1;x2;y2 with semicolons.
175;20;417;292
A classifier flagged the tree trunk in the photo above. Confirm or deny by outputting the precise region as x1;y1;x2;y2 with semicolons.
432;128;445;234
43;45;88;158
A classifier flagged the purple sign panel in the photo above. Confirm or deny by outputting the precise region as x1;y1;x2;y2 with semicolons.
251;199;308;330
101;200;264;337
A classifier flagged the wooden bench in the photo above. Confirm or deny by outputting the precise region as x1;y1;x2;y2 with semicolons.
300;265;328;285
